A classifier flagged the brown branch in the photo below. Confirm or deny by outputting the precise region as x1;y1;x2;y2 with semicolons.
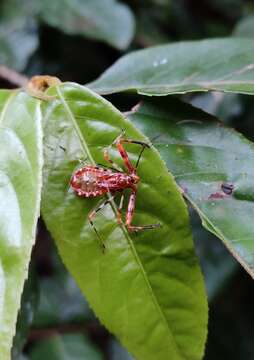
0;65;28;87
28;321;108;342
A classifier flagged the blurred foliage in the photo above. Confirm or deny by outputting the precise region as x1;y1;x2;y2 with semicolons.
0;0;253;359
109;340;133;360
11;268;38;360
37;0;135;50
29;334;103;360
33;242;94;328
234;15;254;37
0;0;38;70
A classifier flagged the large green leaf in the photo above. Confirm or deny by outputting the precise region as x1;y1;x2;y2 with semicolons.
41;83;207;360
88;38;254;96
129;97;254;277
0;90;43;359
38;0;135;50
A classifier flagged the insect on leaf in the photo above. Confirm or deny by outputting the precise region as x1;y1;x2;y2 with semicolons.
0;90;43;360
41;83;208;360
129;97;254;278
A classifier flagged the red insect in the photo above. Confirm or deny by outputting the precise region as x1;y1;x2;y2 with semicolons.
70;133;160;245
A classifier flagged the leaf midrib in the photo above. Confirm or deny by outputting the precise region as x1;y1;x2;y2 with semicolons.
56;84;183;359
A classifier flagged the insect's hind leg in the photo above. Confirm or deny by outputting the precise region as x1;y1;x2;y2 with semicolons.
126;190;161;233
116;191;125;225
88;194;115;252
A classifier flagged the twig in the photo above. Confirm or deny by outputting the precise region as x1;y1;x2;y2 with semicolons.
28;321;108;340
0;65;28;87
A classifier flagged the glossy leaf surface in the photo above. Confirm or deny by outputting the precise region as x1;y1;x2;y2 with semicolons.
0;90;42;359
129;97;254;277
88;38;254;96
39;0;135;50
41;83;207;360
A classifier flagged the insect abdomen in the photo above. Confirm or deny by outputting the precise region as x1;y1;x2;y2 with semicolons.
70;166;110;197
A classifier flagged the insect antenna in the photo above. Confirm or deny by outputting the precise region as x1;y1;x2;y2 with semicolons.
135;145;146;169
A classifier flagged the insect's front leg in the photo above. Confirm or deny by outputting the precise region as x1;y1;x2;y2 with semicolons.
115;134;150;173
103;145;123;172
126;188;161;232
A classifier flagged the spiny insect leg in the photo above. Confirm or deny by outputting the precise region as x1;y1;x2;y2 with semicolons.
116;192;125;225
115;134;150;173
126;189;161;232
103;146;123;172
88;194;115;252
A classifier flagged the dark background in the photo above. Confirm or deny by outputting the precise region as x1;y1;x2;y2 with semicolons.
1;0;254;359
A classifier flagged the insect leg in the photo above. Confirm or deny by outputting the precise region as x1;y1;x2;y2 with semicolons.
116;191;125;225
103;145;123;172
126;189;161;232
115;134;150;173
88;194;115;251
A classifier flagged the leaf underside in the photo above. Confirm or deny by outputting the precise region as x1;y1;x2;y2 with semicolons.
41;83;207;360
88;38;254;96
0;90;42;359
129;97;254;278
39;0;135;50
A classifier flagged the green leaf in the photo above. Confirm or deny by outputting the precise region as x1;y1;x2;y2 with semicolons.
41;83;207;360
0;90;43;359
88;38;254;96
29;334;102;360
129;97;254;278
38;0;135;50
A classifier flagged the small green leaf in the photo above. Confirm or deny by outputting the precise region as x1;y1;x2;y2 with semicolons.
0;90;43;359
129;97;254;278
41;83;207;360
38;0;135;50
0;0;38;70
29;334;102;360
88;38;254;96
